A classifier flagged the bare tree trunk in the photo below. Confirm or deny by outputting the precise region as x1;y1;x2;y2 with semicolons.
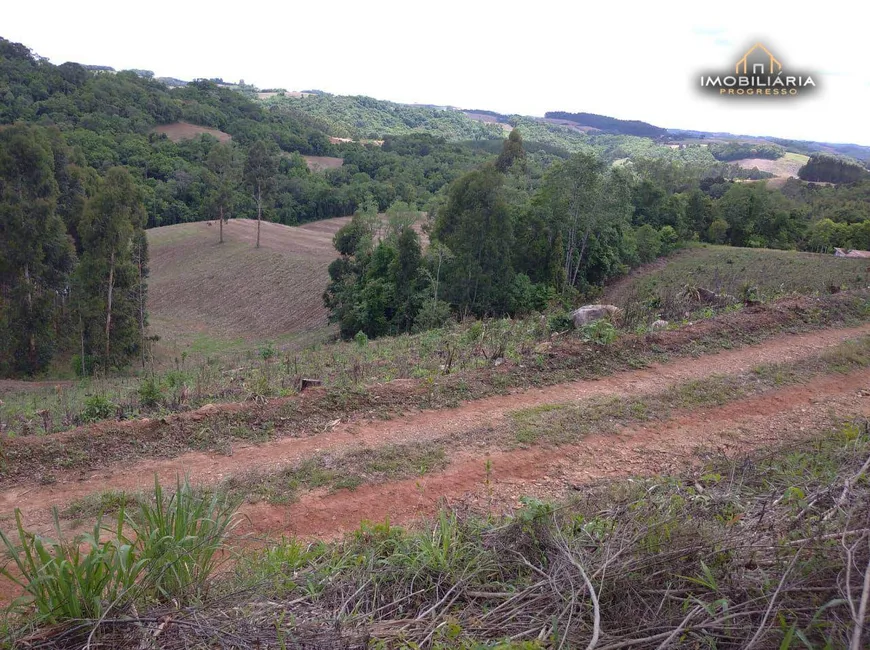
256;182;262;249
219;205;224;244
105;250;115;362
80;313;86;377
24;264;35;365
137;240;146;368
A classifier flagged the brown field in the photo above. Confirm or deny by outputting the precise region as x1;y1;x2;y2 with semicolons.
732;151;809;179
302;155;344;171
151;121;232;143
463;111;513;133
540;117;601;133
147;217;350;350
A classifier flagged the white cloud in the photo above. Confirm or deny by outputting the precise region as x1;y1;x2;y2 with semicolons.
4;0;868;144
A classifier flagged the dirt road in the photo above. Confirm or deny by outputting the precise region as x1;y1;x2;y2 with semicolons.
3;323;870;535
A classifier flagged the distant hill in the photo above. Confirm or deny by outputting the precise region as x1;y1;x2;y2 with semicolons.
544;111;669;138
669;129;870;164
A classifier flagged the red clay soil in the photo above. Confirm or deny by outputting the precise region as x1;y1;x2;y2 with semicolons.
246;371;870;540
3;323;870;529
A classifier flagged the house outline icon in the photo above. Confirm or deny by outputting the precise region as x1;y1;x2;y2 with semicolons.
735;43;782;75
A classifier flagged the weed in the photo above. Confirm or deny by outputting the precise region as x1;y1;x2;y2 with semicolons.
0;509;143;623
128;477;239;601
81;394;116;423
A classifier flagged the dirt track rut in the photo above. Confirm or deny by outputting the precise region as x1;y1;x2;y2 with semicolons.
3;323;870;530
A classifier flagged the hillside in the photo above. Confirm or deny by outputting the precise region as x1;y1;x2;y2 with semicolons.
147;218;349;352
603;244;870;325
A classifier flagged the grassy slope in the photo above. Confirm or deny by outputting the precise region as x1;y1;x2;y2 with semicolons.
604;245;870;323
732;151;809;178
147;217;350;356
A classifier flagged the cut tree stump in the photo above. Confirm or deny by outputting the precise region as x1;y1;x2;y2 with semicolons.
299;378;323;392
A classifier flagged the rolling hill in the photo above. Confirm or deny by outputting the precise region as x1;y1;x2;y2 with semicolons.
147;217;350;354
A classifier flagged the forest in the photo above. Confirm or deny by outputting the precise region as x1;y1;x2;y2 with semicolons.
322;128;870;339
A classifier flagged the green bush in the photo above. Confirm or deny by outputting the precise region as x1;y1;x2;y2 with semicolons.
259;343;277;360
547;311;574;333
81;394;116;422
580;319;618;345
412;299;453;333
138;375;165;408
354;330;369;348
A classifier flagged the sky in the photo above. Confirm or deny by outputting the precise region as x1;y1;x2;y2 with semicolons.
5;0;869;145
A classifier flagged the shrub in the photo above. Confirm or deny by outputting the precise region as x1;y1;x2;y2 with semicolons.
547;311;574;333
81;394;116;422
138;375;165;408
636;224;662;263
580;320;618;345
354;330;369;348
412;299;452;333
259;343;277;360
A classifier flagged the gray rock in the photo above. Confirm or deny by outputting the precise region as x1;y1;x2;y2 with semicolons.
571;304;620;328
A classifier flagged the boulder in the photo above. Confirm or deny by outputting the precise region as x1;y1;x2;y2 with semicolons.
570;304;620;328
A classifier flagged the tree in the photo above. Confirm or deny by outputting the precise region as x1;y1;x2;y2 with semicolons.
390;226;424;332
635;224;662;263
433;165;514;315
536;153;632;289
75;167;146;369
205;143;238;244
0;125;76;375
243;141;279;248
495;128;527;173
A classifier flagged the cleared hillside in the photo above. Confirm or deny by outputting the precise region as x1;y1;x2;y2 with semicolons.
603;245;870;325
732;151;808;183
147;218;350;350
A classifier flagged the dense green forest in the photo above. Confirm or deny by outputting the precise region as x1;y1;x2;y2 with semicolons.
0;37;508;228
264;93;504;141
797;153;870;184
322;129;870;339
708;141;785;161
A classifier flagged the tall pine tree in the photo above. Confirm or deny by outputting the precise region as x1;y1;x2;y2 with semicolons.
74;167;147;371
0;125;76;375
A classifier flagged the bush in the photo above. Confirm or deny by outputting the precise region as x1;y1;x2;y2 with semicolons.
138;375;165;408
258;343;277;361
580;320;618;345
70;354;97;378
636;224;662;263
81;394;116;422
412;299;453;333
354;330;369;348
547;311;574;333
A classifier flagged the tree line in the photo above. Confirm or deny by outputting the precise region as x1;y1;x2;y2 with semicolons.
0;124;148;375
323;129;870;339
